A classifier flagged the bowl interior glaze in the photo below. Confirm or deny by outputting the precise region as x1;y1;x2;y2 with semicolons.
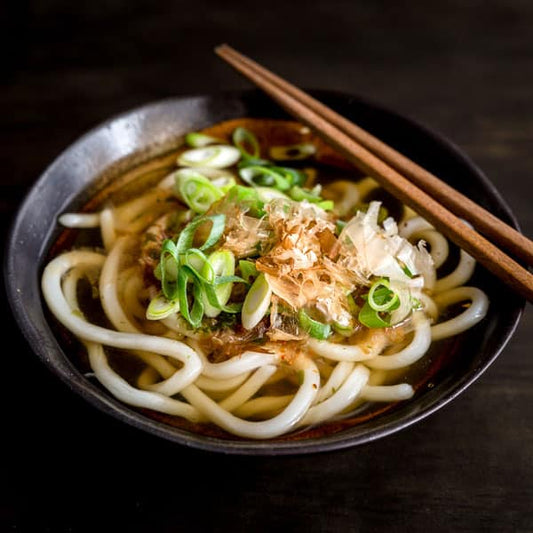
4;89;524;455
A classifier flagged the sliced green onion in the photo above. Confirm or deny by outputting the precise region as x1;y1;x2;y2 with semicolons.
237;156;271;168
269;166;307;187
358;278;401;328
159;239;180;300
146;294;180;320
316;200;334;211
185;132;223;148
202;250;235;318
332;320;355;337
254;187;290;203
174;170;224;214
239;259;259;283
175;214;226;255
225;185;264;217
239;166;291;191
232;127;261;159
288;186;334;211
298;309;331;340
210;175;236;192
177;266;204;328
288;185;322;202
269;143;316;161
177;145;241;168
241;273;272;330
182;248;214;284
367;278;400;312
358;302;390;328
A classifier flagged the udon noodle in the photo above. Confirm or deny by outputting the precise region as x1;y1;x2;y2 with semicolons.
41;118;489;440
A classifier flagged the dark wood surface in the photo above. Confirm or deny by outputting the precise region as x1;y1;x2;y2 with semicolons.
2;1;532;531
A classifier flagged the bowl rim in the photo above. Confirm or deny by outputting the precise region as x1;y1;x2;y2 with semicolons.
4;88;525;455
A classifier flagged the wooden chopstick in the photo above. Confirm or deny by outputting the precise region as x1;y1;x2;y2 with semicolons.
216;43;533;267
215;43;533;302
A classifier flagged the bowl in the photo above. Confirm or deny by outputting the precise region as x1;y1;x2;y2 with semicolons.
4;89;524;455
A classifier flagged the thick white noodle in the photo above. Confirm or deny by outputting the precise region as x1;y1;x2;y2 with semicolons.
360;384;414;402
300;364;370;426
195;372;251;393
100;207;116;251
433;250;476;293
58;212;101;228
60;266;201;422
417;292;439;321
218;365;277;412
431;286;489;341
87;342;202;422
99;236;140;333
365;312;432;369
189;340;279;380
399;216;449;269
314;361;354;404
121;269;149;321
41;251;203;394
98;236;180;383
179;356;320;439
307;332;388;362
233;395;292;419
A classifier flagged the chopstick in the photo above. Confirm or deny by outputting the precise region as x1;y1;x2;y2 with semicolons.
215;43;533;302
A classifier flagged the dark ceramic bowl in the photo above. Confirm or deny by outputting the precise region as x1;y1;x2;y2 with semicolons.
4;89;524;455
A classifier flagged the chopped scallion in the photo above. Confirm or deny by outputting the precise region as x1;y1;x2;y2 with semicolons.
177;145;241;168
298;309;331;340
232;127;261;160
174;170;224;213
146;294;180;320
185;132;223;148
202;249;236;317
241;273;272;330
269;143;316;161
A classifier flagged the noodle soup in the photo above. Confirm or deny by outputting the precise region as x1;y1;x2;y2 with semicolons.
41;118;489;440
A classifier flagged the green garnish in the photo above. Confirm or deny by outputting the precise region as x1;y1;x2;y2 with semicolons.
239;259;259;283
358;278;401;328
174;169;224;214
184;132;223;148
269;143;316;161
238;165;292;191
146;293;180;320
298;309;331;340
232;127;261;160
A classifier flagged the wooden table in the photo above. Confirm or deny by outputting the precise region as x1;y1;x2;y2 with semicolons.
2;1;531;531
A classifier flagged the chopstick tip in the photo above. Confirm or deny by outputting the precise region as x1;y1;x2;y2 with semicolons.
214;43;230;55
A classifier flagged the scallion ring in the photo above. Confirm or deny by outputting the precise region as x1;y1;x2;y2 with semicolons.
177;145;241;168
241;273;272;330
177;266;205;328
175;170;224;213
201;249;236;318
146;294;180;320
367;278;400;312
175;214;226;255
298;309;331;340
232;127;261;160
269;143;316;161
185;132;223;148
239;166;291;191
